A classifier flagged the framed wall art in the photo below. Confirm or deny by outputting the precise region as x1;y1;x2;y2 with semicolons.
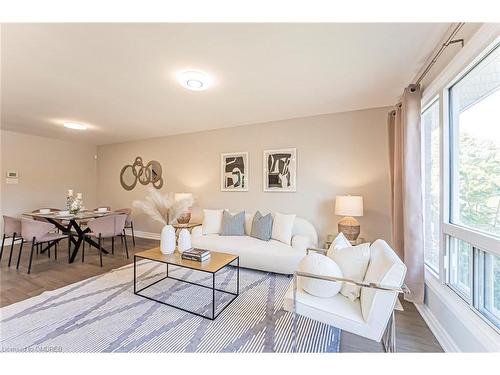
263;148;296;192
221;152;249;191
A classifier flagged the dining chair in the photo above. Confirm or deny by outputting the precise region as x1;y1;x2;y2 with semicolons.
1;216;23;267
31;208;62;256
82;214;128;267
115;208;135;246
20;218;70;274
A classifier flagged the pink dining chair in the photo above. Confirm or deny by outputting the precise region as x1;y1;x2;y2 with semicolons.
82;214;128;267
31;208;62;256
20;218;70;274
115;208;135;246
1;216;23;267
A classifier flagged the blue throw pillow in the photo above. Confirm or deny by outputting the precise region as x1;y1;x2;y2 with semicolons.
221;211;245;236
251;211;273;241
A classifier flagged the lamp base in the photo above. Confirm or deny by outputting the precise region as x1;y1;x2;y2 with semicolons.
338;216;360;241
177;212;191;224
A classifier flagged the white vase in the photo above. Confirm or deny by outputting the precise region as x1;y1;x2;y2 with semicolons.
177;229;192;253
160;225;176;254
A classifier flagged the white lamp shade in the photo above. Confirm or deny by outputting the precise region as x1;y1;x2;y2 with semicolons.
335;195;363;217
174;193;193;202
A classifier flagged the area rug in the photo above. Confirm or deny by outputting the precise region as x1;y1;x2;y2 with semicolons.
0;261;340;352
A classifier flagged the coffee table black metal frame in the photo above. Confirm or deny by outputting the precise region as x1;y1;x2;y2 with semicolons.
133;254;239;320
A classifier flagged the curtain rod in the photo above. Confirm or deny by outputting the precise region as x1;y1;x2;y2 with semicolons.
414;22;466;85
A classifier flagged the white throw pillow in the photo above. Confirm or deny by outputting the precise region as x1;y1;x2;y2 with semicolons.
328;242;371;301
271;212;296;245
202;209;224;235
244;212;254;236
298;253;343;298
327;232;352;254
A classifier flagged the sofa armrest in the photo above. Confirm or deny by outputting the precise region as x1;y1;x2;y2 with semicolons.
191;226;203;238
291;234;312;253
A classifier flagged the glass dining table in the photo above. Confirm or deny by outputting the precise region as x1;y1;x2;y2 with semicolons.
24;210;125;263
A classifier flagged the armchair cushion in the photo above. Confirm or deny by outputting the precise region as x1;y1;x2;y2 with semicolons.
328;243;371;301
298;253;343;298
360;240;406;333
283;280;366;336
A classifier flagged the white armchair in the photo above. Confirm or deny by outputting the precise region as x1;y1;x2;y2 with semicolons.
283;239;409;352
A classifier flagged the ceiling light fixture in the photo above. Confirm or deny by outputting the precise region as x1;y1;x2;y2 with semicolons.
178;70;212;91
63;121;87;130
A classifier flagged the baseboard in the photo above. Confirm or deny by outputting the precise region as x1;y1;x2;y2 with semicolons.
414;302;460;353
124;229;160;241
1;237;18;246
420;272;500;352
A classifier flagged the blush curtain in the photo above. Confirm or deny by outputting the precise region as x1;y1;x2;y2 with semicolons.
388;84;424;303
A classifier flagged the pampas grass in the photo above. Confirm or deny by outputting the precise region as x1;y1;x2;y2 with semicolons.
133;188;194;225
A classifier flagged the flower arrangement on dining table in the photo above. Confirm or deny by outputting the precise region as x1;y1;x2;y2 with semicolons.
67;189;84;215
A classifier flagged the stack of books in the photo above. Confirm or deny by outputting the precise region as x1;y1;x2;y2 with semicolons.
181;248;211;262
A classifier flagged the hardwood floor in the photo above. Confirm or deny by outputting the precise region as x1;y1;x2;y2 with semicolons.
0;236;156;307
0;236;443;352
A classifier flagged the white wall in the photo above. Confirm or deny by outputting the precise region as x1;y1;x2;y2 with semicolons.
96;106;393;245
0;130;97;229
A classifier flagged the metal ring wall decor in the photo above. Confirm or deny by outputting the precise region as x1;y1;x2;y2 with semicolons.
120;156;164;190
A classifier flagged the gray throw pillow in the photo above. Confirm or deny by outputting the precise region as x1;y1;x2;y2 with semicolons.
221;211;245;236
250;211;273;241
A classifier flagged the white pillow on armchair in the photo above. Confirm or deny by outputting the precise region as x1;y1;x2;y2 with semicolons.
327;233;370;301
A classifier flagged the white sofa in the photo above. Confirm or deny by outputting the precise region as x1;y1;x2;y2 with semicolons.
191;213;318;274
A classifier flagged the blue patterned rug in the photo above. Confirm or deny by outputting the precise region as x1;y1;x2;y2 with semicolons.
0;261;340;352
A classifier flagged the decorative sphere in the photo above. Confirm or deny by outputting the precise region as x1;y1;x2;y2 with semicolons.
298;253;343;298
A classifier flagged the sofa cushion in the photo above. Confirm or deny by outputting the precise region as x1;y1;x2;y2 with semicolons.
221;210;245;236
271;212;296;245
250;211;273;241
191;234;304;274
202;209;224;235
244;212;254;235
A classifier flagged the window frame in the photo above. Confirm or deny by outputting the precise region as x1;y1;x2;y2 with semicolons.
420;36;500;334
421;97;441;274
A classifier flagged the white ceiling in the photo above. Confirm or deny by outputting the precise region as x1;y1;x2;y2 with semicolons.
1;23;451;145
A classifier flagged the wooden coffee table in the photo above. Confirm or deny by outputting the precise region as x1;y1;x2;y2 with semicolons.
133;248;239;320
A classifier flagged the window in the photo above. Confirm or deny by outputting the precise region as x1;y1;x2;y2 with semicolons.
422;100;440;272
449;45;500;237
448;237;472;300
477;250;500;328
443;42;500;331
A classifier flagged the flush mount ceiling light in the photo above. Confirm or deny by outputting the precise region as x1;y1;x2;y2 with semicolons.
63;121;87;130
177;70;212;91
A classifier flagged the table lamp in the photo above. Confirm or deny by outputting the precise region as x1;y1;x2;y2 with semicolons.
335;195;363;241
175;193;193;224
